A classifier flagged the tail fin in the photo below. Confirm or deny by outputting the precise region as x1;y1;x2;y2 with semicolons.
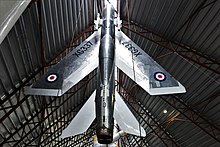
60;90;96;138
114;91;146;137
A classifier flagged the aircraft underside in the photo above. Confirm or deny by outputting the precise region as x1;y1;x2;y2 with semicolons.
24;1;185;145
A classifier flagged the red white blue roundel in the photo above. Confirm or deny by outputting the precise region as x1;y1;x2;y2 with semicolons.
46;74;58;82
154;72;166;81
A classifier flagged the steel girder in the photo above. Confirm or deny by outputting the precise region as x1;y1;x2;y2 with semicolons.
0;26;95;146
129;135;151;147
117;78;181;147
117;73;220;145
122;21;220;75
0;25;94;106
159;95;220;143
1;74;95;147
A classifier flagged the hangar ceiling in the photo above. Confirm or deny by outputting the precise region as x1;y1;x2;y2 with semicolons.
0;0;220;146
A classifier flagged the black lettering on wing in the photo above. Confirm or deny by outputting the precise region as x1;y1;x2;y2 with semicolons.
133;48;139;54
134;52;142;57
87;41;93;46
122;42;129;45
122;42;142;57
77;49;84;54
81;46;87;52
84;42;91;48
73;41;93;57
73;52;80;57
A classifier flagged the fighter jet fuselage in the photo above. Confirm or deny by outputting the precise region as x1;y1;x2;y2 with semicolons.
24;1;186;145
96;3;116;144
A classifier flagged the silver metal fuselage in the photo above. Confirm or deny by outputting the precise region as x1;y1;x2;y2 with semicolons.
95;3;115;144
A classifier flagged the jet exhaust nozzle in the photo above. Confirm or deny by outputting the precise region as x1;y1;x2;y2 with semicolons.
97;127;113;144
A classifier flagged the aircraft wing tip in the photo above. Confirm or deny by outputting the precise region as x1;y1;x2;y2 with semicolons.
24;86;62;96
148;86;186;95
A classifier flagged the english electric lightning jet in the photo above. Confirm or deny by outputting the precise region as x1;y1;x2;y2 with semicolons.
25;1;185;144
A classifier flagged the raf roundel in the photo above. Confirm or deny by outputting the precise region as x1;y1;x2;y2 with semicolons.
154;72;166;81
46;74;58;82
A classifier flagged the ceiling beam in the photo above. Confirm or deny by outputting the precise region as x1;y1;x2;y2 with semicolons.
30;77;95;147
117;79;181;147
160;95;220;143
3;75;93;147
122;21;220;75
0;26;95;146
172;0;217;39
0;25;94;106
118;70;220;144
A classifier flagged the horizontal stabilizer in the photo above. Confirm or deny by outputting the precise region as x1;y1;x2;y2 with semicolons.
114;91;146;137
24;29;101;96
60;90;96;138
115;30;186;95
